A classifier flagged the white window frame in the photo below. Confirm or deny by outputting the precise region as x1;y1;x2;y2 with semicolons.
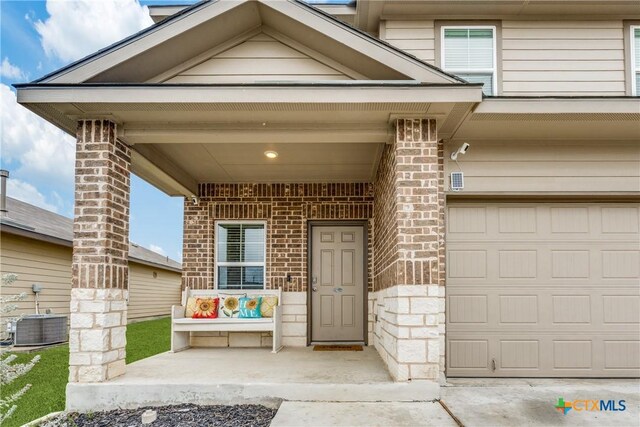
441;25;498;96
214;220;267;290
631;25;640;96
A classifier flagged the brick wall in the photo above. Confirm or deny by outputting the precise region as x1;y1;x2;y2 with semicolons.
182;183;374;292
182;203;212;290
395;118;441;287
72;120;130;290
373;119;442;292
372;143;398;291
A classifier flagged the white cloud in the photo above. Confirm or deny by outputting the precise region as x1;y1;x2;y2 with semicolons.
0;58;27;81
148;244;166;256
7;179;59;213
35;0;154;63
1;84;75;187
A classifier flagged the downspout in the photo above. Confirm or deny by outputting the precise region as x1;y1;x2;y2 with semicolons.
0;170;8;218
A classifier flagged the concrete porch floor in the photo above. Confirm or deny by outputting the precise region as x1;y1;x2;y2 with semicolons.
66;347;439;412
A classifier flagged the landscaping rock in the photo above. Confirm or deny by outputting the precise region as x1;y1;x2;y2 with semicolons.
141;409;157;424
42;404;277;427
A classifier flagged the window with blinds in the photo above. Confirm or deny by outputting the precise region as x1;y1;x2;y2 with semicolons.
633;26;640;96
442;27;496;96
216;222;266;289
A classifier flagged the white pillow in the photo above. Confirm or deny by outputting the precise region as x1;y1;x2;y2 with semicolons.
218;293;246;318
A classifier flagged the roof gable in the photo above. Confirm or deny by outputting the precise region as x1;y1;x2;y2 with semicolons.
158;32;358;83
37;0;462;85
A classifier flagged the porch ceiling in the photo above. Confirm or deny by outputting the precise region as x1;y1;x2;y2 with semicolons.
17;83;479;196
143;142;382;183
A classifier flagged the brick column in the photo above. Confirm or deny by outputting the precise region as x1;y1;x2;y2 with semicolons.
372;118;444;382
69;120;130;383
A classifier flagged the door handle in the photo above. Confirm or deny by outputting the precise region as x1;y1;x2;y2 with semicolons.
312;287;318;292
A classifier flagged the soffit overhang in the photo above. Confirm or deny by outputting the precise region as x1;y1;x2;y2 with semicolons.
34;0;462;85
452;97;640;141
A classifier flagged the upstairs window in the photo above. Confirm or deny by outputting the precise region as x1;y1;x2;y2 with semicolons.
632;26;640;96
216;221;266;290
442;26;497;96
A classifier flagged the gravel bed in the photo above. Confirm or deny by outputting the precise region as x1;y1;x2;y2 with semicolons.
42;404;277;427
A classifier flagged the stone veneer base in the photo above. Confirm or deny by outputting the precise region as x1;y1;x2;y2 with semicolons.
69;288;128;383
370;284;445;382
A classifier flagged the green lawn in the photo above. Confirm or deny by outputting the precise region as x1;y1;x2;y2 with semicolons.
1;316;172;427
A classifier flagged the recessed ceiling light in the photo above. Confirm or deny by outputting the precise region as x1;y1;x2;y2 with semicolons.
264;150;278;159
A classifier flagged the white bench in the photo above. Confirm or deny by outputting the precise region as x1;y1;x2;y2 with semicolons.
171;287;283;353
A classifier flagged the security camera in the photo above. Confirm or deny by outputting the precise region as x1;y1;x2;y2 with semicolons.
450;142;471;161
190;195;199;205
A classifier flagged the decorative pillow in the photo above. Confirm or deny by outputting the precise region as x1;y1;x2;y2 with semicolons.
185;297;199;318
219;294;246;318
260;296;278;318
239;297;262;318
192;297;219;319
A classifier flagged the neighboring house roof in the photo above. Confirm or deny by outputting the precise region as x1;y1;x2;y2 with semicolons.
0;197;182;273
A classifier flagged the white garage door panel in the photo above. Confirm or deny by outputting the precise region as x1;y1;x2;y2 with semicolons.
447;203;640;377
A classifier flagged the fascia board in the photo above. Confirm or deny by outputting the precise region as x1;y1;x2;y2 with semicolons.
16;84;483;104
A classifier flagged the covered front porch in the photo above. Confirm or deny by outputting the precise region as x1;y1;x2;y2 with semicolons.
66;347;438;412
14;0;483;412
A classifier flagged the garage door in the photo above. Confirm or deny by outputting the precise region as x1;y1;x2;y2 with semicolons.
446;202;640;377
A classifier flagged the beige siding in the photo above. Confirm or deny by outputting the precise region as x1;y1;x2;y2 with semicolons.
127;263;182;321
381;20;435;63
165;33;353;83
502;21;626;95
0;234;72;317
445;140;640;193
381;19;627;96
0;233;181;323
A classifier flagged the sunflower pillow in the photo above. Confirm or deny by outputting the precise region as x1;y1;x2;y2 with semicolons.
191;297;219;319
239;296;262;318
218;294;246;318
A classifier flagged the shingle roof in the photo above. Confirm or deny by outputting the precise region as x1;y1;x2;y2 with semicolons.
0;197;182;272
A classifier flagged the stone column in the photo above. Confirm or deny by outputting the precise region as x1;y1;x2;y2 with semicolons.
372;118;444;382
69;120;130;383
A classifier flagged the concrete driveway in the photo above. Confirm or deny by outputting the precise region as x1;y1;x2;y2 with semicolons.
441;378;640;426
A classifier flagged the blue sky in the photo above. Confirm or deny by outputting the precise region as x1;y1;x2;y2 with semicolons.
0;0;196;262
